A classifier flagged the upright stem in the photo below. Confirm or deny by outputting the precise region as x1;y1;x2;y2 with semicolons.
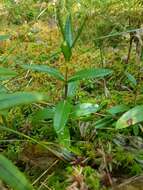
100;46;110;97
64;63;68;100
126;35;134;64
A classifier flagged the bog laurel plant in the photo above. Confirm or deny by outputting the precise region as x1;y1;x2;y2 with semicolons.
21;10;113;148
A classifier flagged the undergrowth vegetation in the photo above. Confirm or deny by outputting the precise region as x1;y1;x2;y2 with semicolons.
0;0;143;190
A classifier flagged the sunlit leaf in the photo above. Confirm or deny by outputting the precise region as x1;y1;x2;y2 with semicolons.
0;92;48;110
21;64;65;81
72;103;99;117
0;154;34;190
68;68;112;82
116;105;143;129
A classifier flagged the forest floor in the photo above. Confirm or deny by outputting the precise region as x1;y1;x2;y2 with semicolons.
0;1;143;190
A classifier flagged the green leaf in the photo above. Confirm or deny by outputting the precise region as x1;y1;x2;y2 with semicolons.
107;105;129;115
72;103;99;117
116;105;143;129
125;72;137;87
68;68;112;82
0;154;34;190
0;35;9;41
21;64;64;81
32;107;54;124
64;14;73;48
0;67;17;80
67;81;79;98
54;100;72;146
61;41;72;61
0;92;48;110
58;126;71;148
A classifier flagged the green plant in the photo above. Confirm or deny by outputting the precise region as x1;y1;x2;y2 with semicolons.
0;154;34;190
21;8;113;148
0;36;48;125
116;105;143;129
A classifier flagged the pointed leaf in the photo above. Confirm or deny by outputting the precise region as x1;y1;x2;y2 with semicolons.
116;105;143;129
0;92;48;110
0;154;34;190
54;100;71;133
54;100;71;146
68;68;112;82
64;14;73;47
21;64;64;81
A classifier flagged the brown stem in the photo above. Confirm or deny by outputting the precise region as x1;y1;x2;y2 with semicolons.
126;35;134;64
64;65;68;99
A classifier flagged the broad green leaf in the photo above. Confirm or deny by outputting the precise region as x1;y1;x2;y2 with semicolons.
116;105;143;129
67;81;79;98
61;41;72;61
21;64;64;81
0;154;34;190
0;35;9;41
0;67;17;80
125;72;137;86
72;103;99;117
64;14;73;48
32;107;54;124
68;68;112;82
107;105;129;115
0;92;48;110
54;100;72;146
